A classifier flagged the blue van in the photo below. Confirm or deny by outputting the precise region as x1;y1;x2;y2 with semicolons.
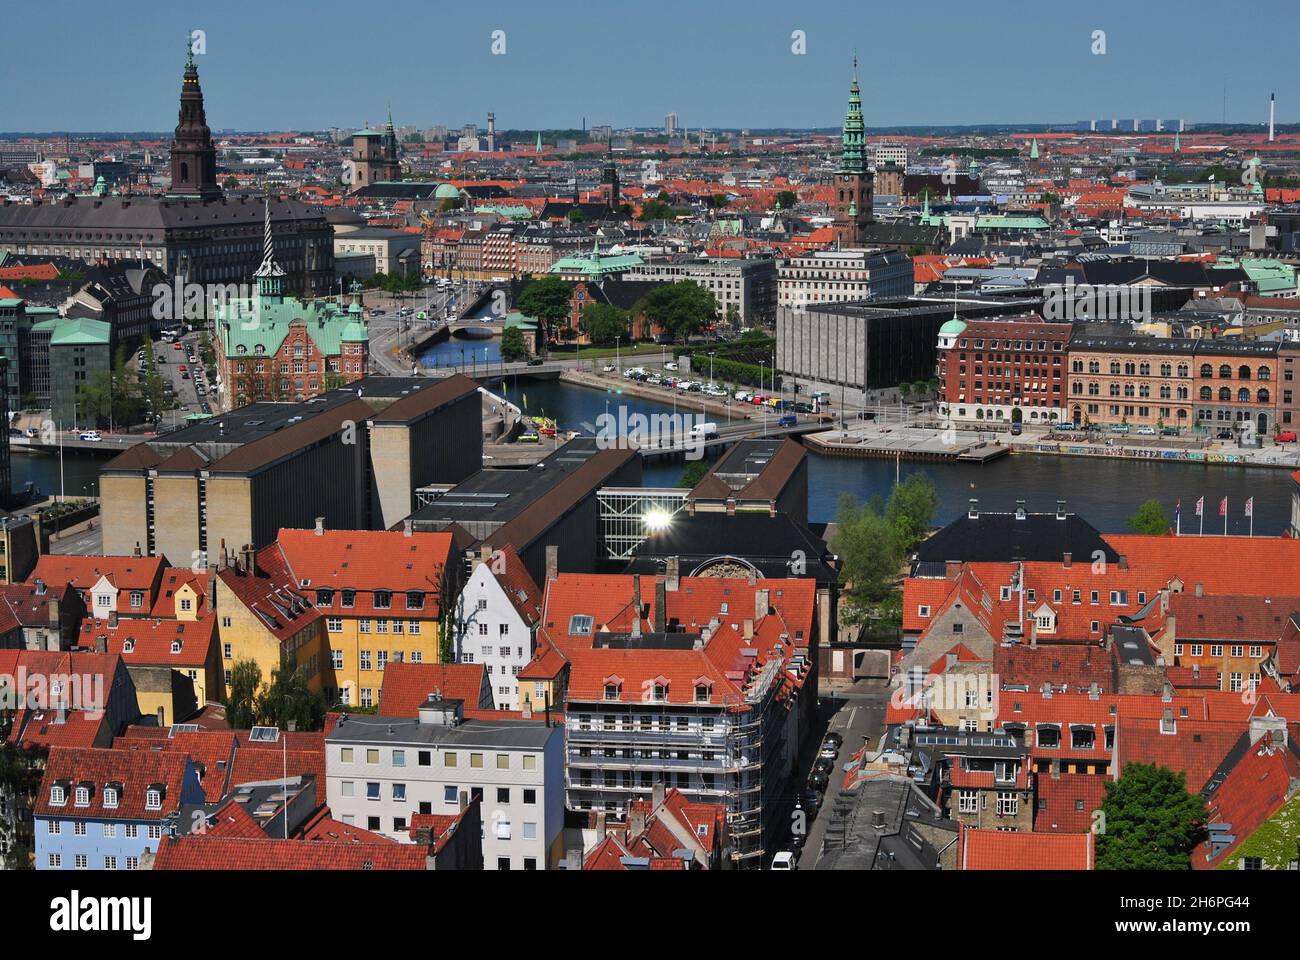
778;414;797;428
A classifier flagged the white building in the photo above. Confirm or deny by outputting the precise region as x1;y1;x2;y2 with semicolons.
873;143;909;167
453;548;543;711
623;257;778;326
777;248;913;313
325;697;566;869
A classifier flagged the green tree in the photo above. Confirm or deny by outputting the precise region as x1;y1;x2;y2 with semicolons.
227;659;262;730
1127;499;1172;535
1096;763;1206;870
567;207;585;222
775;190;798;210
884;472;938;555
639;281;717;342
516;275;572;352
678;457;715;489
579;302;629;345
831;493;902;606
255;663;328;731
500;325;529;362
638;199;676;221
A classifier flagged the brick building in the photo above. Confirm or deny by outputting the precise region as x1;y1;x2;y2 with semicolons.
936;316;1071;425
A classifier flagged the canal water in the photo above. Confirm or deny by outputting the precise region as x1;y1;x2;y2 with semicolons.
22;376;1296;536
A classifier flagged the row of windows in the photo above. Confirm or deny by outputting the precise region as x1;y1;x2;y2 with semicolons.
47;821;159;840
48;854;140;870
337;746;539;771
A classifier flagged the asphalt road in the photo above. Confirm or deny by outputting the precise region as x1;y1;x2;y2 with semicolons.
793;679;890;869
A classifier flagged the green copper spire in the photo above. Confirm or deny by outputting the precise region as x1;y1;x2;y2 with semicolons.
1029;138;1039;160
1173;130;1181;152
185;29;195;70
839;56;866;175
536;131;543;151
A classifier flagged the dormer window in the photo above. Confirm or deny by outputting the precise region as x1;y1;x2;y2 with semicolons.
74;786;90;807
341;590;356;609
604;683;620;701
569;615;594;636
405;591;424;611
652;680;668;702
129;591;144;609
316;589;333;607
145;787;162;811
170;641;182;654
179;597;192;612
694;684;711;703
95;594;112;610
50;785;67;806
103;786;119;809
374;590;392;609
123;639;135;654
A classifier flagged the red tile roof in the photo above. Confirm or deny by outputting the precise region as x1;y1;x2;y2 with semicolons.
1033;773;1108;832
34;745;198;820
79;615;215;668
958;824;1094;869
378;660;493;716
216;549;321;644
274;528;453;618
151;834;429;870
1195;733;1300;869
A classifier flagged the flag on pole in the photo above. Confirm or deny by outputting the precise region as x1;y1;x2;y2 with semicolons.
1245;496;1254;517
1195;496;1204;517
1174;499;1181;536
1219;496;1228;517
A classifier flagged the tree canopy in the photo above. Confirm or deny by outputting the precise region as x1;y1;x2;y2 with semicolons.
579;302;629;345
500;325;529;362
638;281;717;342
1096;763;1206;870
516;276;572;349
1127;499;1172;536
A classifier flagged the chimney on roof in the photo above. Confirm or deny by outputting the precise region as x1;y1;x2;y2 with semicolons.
156;706;165;726
631;574;643;618
871;810;886;830
968;499;979;520
1118;554;1129;571
243;545;256;578
1056;499;1067;520
743;619;754;640
34;578;46;596
314;517;325;536
755;588;770;621
566;848;583;871
459;790;469;812
108;610;118;628
652;780;665;809
132;541;142;558
1015;500;1027;520
596;811;608;839
206;566;218;609
480;542;493;564
629;805;647;839
403;518;413;538
414;825;433;846
94;634;107;654
665;556;679;592
1162;681;1174;703
1194;582;1203;598
217;540;227;573
1160;708;1176;735
48;596;59;627
1088;682;1100;700
545;545;558;582
520;697;533;720
1040;682;1052;699
654;578;667;633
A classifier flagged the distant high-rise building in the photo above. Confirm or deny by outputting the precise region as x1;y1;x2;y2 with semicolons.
487;112;496;152
665;112;679;137
831;58;873;248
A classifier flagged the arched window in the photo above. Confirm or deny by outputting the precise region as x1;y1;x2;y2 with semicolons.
1238;365;1251;380
1238;388;1250;403
1219;387;1231;402
1200;386;1212;400
1258;366;1271;381
1258;388;1270;403
1219;364;1232;378
1178;364;1189;377
1200;364;1213;378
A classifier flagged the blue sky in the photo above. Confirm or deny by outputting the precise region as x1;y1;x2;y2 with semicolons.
2;0;1295;132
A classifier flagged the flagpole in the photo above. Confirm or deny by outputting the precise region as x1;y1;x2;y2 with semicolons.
1224;498;1228;536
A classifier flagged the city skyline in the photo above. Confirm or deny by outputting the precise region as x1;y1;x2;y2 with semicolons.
2;0;1297;133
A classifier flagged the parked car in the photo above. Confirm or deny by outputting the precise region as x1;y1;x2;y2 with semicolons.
526;357;544;366
1216;429;1234;440
818;743;839;761
663;362;679;371
822;732;843;747
1276;431;1298;443
808;771;829;792
813;758;835;777
1010;423;1022;436
602;365;617;373
801;790;823;815
778;414;797;427
770;851;797;871
24;426;38;438
1136;426;1157;435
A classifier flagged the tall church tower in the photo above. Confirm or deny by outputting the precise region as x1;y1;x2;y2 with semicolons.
169;41;221;201
831;57;873;247
601;142;620;210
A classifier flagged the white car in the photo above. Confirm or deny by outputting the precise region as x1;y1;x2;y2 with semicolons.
79;431;103;442
602;365;617;373
770;852;796;870
663;362;679;371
